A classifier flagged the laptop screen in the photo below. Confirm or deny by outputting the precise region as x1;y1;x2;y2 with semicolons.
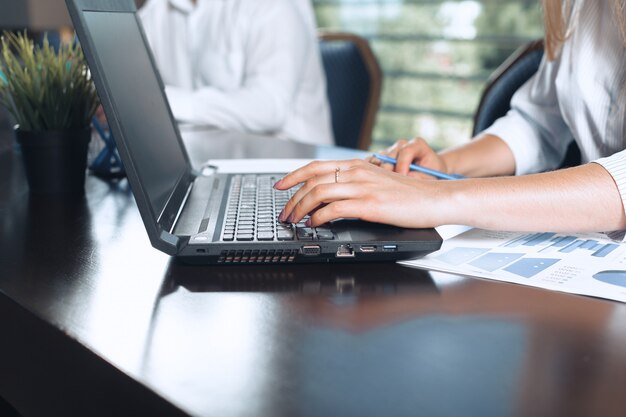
83;11;187;218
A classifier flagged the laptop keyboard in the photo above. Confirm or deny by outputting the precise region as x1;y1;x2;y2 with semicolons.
221;174;335;242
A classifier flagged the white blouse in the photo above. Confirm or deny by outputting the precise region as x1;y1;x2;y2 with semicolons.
138;0;333;146
484;0;626;223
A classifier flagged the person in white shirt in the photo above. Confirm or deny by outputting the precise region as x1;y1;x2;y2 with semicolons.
276;0;626;238
138;0;333;146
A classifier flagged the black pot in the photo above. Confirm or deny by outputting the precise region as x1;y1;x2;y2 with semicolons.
15;128;91;195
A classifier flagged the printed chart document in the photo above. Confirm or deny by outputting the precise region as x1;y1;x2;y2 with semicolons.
403;228;626;303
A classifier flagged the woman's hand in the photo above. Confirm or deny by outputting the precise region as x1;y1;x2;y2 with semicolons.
274;159;451;228
369;137;449;178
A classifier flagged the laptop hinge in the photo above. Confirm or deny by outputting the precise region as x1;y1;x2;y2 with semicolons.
169;181;195;234
159;230;181;253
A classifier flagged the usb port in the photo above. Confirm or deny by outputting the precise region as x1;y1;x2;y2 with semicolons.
336;245;355;258
359;245;376;253
382;245;398;252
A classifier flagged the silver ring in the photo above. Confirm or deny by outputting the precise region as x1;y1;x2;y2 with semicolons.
335;167;340;183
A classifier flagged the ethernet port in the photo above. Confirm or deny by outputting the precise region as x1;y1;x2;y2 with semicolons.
336;245;355;258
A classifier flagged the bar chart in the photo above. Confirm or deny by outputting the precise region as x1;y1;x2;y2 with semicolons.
502;233;619;258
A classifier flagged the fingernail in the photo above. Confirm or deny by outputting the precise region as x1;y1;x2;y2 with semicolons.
278;209;286;222
286;214;294;223
304;219;311;227
273;179;283;189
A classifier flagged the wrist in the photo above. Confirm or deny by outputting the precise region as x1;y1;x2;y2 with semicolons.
421;179;469;226
439;151;459;175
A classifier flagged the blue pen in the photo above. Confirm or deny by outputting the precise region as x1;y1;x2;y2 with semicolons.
373;153;465;180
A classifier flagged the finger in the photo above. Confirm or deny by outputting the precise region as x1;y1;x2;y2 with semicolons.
306;202;328;220
368;155;395;171
289;183;365;224
274;160;334;191
396;137;431;175
307;199;366;227
367;155;392;171
367;156;394;172
382;139;408;158
282;163;376;222
279;171;336;221
274;159;364;190
380;163;395;171
365;154;379;165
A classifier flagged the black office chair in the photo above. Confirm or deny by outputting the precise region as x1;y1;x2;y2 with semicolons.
473;39;580;168
319;32;382;150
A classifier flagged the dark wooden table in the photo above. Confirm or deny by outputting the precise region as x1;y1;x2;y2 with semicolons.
1;127;626;417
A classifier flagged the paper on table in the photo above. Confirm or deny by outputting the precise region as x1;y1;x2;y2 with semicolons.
403;228;626;303
435;224;472;240
203;158;321;174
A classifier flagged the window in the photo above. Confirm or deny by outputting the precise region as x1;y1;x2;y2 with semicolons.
313;0;544;150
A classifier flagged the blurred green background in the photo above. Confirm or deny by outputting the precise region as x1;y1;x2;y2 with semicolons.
312;0;544;151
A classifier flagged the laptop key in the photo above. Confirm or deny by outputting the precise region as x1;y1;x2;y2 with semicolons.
277;230;295;240
316;231;334;240
315;227;334;240
257;232;275;241
236;233;254;241
296;227;314;240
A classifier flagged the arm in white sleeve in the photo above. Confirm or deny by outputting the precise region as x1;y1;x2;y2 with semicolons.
165;0;308;134
482;54;574;175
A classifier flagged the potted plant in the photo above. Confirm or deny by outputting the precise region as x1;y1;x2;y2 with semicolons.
0;31;98;194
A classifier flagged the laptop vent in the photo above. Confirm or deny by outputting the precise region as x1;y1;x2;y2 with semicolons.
218;249;299;264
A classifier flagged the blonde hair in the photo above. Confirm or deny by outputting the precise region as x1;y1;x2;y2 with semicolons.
543;0;626;60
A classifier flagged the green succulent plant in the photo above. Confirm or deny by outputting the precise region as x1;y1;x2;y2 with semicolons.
0;31;98;133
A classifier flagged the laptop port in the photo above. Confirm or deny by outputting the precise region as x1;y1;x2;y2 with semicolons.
359;245;377;253
302;245;321;256
383;245;398;252
336;245;355;258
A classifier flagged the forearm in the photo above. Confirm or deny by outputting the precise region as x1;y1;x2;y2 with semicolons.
440;133;516;178
166;86;287;133
440;163;626;232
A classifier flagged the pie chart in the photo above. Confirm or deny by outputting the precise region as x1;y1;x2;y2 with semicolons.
592;270;626;288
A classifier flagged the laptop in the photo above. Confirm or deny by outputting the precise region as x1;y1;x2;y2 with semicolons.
65;0;442;265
